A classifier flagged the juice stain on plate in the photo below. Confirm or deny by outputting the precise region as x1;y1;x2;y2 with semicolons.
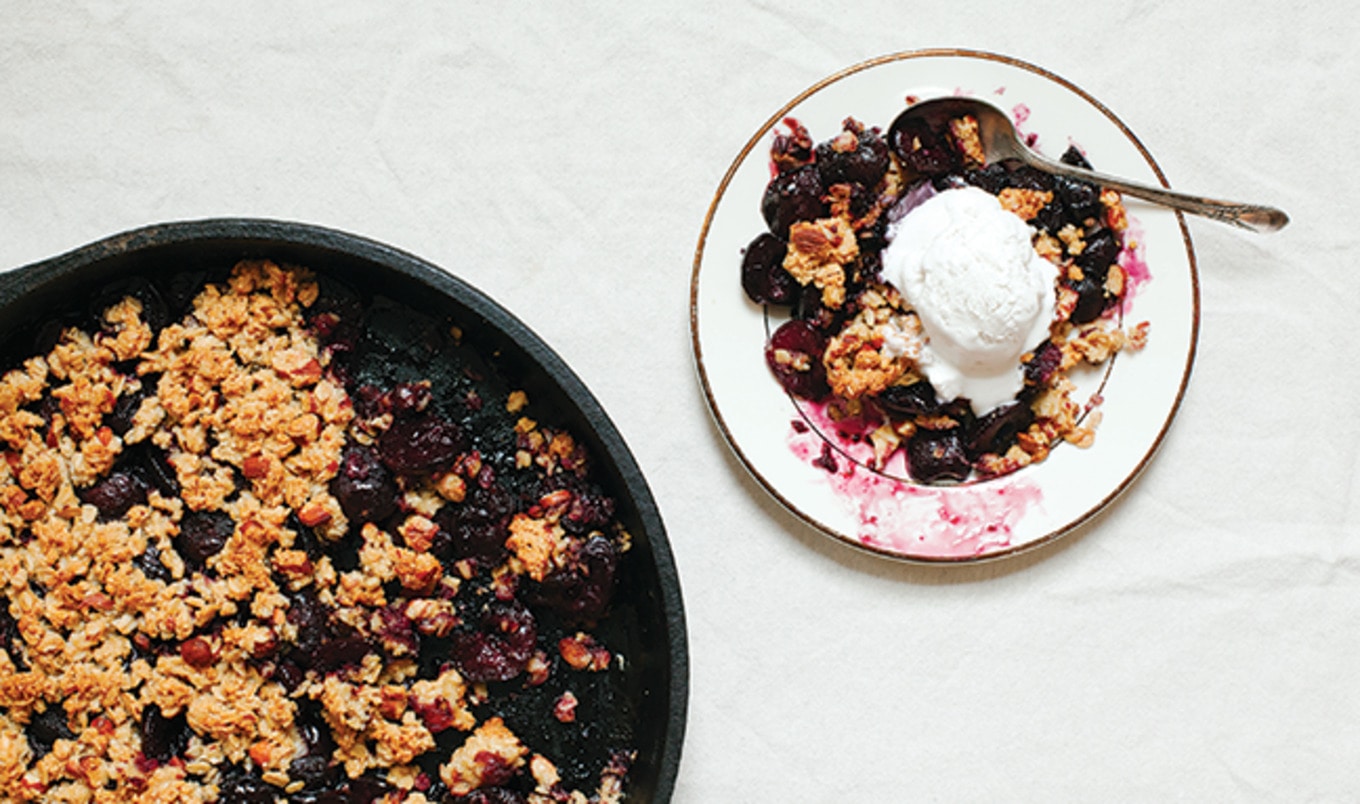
787;401;1045;559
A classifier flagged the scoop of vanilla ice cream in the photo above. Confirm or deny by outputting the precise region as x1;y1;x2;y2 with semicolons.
882;186;1058;414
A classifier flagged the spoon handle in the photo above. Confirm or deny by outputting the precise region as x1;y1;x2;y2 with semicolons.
1019;150;1289;234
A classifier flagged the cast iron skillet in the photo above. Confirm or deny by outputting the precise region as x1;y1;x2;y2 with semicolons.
0;218;687;802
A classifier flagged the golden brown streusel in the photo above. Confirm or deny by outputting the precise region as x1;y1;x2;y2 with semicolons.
781;217;860;308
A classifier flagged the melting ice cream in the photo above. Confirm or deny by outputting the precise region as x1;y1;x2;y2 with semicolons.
882;186;1058;414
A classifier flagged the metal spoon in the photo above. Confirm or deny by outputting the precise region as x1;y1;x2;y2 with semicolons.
891;96;1289;233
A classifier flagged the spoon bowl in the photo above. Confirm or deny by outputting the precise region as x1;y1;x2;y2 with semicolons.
890;96;1288;233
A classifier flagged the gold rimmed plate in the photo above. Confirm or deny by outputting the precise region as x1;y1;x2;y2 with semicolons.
690;50;1199;562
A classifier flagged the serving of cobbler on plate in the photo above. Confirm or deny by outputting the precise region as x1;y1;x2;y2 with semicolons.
692;51;1199;560
742;104;1149;485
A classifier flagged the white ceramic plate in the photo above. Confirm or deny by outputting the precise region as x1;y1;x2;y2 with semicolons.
690;50;1199;562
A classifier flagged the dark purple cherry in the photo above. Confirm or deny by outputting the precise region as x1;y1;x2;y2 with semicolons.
376;414;464;476
139;704;190;763
1032;201;1064;234
1077;228;1121;278
907;428;972;484
965;401;1035;460
312;635;374;673
351;384;386;421
216;766;274;804
761;164;828;237
375;603;419;656
791;283;838;330
963;163;1009;195
1055;174;1102;224
1059;144;1094;170
1067;274;1110;325
815;125;890;188
561;490;616;536
875;380;940;417
273;660;306;693
451;599;537;683
1022;341;1063;393
330;777;393;803
286;588;332;659
740;233;797;306
531;534;619;623
134;546;173;583
129;444;180;498
107;389;146;436
176;510;234;571
330;445;399;524
888;117;957;178
854;219;890;264
90;276;169;334
79;470;149;520
0;601;20;665
287;754;333;789
1003;164;1054;193
432;481;514;563
387;382;432;417
25;707;72;757
764;320;829;401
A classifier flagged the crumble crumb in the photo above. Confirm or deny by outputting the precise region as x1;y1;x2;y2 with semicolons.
823;285;922;400
439;716;527;796
997;188;1054;221
781;217;859;308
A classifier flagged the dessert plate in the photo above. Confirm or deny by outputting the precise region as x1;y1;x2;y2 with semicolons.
690;50;1199;562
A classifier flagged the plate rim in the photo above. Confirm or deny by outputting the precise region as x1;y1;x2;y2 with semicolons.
689;48;1201;564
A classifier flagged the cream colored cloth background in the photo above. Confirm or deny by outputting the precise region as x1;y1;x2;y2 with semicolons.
2;2;1355;800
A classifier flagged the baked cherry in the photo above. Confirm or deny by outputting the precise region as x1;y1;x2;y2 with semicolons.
432;481;514;563
1077;228;1120;278
79;470;148;520
107;389;146;436
376;414;464;476
815;122;890;188
1055;174;1102;223
965;401;1034;460
139;704;190;763
330;445;399;524
25;707;71;758
531;534;619;623
311;634;374;673
761;164;828;237
875;380;940;417
1067;274;1110;325
451;599;537;683
215;766;275;804
176;510;234;571
0;601;20;666
740;232;798;306
888;116;956;178
1059;144;1094;170
963;163;1009;195
1022;340;1063;391
764;320;829;401
906;428;971;484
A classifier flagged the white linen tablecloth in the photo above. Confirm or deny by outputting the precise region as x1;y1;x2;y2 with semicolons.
2;2;1356;800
